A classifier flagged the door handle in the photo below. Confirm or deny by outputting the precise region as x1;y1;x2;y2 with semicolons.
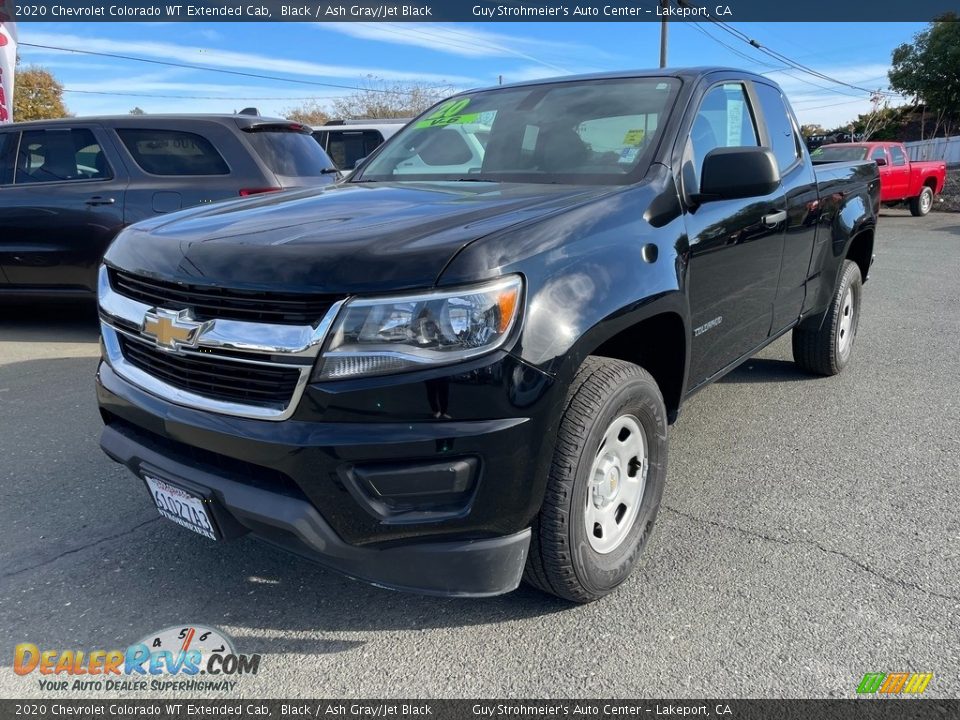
85;196;116;206
762;210;787;227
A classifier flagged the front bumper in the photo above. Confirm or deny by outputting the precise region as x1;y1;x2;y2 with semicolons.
100;421;530;597
96;351;558;597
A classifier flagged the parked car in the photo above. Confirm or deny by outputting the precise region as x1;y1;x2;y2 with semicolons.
0;114;338;298
811;141;946;216
97;68;879;603
312;118;408;170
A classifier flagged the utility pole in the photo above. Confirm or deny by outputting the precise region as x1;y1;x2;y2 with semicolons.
659;0;669;68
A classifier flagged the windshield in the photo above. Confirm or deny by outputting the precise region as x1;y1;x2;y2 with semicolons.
810;145;868;162
355;77;681;185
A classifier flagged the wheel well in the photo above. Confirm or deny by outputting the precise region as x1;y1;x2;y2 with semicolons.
846;230;874;282
592;312;685;423
924;177;938;190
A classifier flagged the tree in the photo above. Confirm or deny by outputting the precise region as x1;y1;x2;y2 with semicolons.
12;64;70;121
129;106;146;115
330;76;453;119
282;100;329;126
800;123;826;138
853;92;897;141
889;13;960;138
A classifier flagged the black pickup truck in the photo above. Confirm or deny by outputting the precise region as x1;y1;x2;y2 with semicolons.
96;68;880;603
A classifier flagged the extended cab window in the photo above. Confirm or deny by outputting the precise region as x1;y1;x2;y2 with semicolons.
14;128;111;184
890;145;907;166
687;83;759;188
117;128;230;176
357;77;681;185
754;83;800;172
870;147;888;163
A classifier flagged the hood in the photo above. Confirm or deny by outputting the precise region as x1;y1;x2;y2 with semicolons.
105;182;614;294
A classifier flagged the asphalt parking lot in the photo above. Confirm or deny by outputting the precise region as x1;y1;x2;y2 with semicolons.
1;210;958;700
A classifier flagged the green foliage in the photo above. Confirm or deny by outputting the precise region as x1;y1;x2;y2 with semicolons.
889;13;960;137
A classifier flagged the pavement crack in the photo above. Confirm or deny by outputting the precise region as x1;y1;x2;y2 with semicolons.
3;517;161;580
662;505;960;603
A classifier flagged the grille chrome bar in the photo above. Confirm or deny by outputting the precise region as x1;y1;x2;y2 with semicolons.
98;266;345;359
97;265;345;421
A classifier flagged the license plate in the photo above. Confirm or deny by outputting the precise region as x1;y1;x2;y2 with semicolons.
144;475;218;541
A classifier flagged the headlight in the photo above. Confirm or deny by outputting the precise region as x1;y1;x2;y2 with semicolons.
312;275;523;381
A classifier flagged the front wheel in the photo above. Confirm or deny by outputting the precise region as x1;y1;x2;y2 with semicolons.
792;259;862;376
523;356;668;603
910;186;934;216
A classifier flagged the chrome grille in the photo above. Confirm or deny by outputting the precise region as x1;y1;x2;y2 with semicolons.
108;267;338;325
118;334;301;408
98;265;344;421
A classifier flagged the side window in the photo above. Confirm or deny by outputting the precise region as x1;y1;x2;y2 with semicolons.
0;132;15;185
326;130;383;169
890;145;906;166
687;83;759;188
117;129;229;176
753;83;800;172
870;147;888;164
14;128;111;184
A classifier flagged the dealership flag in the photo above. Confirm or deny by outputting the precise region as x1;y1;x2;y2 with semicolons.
0;3;16;125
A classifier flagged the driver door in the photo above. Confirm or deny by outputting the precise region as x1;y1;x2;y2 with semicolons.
681;81;787;387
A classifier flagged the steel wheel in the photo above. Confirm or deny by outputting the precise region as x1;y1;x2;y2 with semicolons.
920;188;932;214
584;414;648;554
837;285;856;358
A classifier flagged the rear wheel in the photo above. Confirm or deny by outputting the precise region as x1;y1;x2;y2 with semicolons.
792;259;862;376
910;186;934;216
524;356;668;603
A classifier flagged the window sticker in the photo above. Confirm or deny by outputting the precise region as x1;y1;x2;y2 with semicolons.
622;129;646;146
415;99;480;129
618;147;640;164
726;97;744;146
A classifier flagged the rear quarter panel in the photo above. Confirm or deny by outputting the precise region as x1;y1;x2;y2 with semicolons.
805;160;879;317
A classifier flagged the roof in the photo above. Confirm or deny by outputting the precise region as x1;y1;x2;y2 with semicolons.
488;66;764;92
2;113;291;129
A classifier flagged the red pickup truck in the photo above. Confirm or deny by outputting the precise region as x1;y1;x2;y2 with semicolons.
812;141;946;216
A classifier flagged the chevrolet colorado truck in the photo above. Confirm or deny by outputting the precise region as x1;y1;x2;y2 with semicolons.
96;68;880;603
812;140;945;216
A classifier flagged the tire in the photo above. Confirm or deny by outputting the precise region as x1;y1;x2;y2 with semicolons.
792;259;862;376
910;186;934;216
524;356;668;603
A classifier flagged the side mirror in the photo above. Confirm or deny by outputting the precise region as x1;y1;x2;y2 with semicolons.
696;146;781;202
874;157;887;167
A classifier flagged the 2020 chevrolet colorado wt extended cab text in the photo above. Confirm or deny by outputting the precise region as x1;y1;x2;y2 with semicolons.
96;68;879;603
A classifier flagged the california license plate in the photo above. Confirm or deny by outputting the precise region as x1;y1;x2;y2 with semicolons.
144;475;218;541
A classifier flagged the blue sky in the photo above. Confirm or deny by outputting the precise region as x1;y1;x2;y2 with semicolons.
15;21;924;128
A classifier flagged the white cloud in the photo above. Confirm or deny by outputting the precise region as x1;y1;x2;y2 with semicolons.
317;23;612;74
19;30;478;86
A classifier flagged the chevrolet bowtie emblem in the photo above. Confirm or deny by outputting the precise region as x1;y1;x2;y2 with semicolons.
141;308;208;351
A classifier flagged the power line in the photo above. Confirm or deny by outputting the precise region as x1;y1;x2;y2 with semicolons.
707;20;899;97
676;7;898;98
62;88;345;101
19;41;452;96
688;22;786;72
